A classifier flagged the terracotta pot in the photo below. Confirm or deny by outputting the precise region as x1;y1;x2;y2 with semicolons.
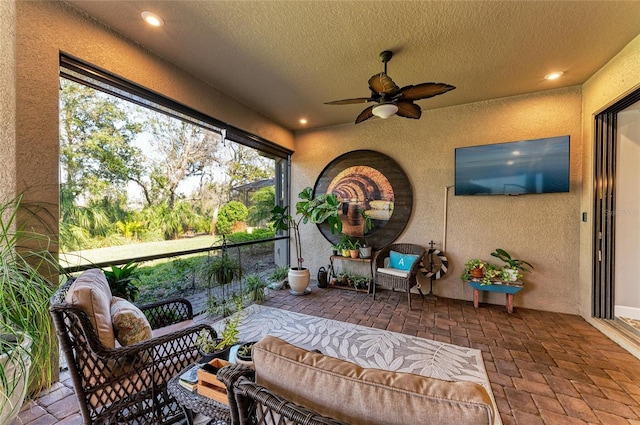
350;249;359;259
471;267;484;278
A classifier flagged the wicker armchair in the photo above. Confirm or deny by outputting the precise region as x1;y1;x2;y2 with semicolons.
50;278;216;425
373;243;426;309
218;364;345;425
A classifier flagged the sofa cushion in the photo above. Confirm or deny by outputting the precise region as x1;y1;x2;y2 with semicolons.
111;297;152;346
252;335;494;425
65;269;115;348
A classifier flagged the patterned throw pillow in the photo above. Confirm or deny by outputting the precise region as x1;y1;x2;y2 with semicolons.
389;250;420;271
110;297;152;346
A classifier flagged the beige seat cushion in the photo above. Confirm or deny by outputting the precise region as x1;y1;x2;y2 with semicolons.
151;319;197;338
65;269;115;348
376;267;410;278
253;335;495;425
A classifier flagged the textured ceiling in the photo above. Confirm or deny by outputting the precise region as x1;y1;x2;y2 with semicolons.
65;1;640;131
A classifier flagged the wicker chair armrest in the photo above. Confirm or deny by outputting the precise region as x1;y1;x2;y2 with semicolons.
218;364;256;425
233;377;345;425
139;298;193;329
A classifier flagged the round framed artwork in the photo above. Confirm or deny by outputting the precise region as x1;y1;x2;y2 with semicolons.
313;150;413;249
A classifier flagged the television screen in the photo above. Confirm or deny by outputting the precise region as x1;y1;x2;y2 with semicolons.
455;136;570;195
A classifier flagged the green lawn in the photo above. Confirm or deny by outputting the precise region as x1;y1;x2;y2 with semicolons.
59;235;222;269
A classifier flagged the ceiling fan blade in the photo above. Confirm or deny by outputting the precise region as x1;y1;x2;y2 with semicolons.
324;97;372;105
368;73;399;95
355;105;375;124
396;101;422;119
397;83;456;101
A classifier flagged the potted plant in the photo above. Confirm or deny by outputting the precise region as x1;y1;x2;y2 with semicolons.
267;265;289;290
196;299;242;362
235;341;257;366
490;248;534;281
461;259;486;281
337;234;352;257
202;247;242;315
0;195;58;424
347;238;361;259
245;273;267;303
270;187;342;294
358;208;374;258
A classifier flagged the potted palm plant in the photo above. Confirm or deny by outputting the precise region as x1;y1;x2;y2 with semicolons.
0;195;58;424
271;187;342;294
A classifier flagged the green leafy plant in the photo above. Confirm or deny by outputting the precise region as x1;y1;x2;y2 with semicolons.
271;187;342;270
269;265;289;283
103;261;140;301
358;208;373;247
490;248;534;272
202;252;242;286
0;195;59;419
197;298;243;353
245;273;267;303
461;259;486;281
237;342;255;359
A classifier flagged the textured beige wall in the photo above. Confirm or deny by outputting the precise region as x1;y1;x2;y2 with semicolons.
580;35;640;342
13;1;293;241
1;0;16;202
295;87;582;314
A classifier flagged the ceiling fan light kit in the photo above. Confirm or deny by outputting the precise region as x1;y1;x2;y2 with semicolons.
325;50;456;124
372;103;398;119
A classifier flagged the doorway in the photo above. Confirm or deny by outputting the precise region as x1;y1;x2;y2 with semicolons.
593;88;640;339
614;102;640;334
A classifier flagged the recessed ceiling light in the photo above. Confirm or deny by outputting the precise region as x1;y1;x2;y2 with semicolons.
141;11;164;27
544;71;564;81
299;118;308;125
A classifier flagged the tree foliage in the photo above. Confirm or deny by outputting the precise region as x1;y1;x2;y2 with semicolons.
216;201;248;235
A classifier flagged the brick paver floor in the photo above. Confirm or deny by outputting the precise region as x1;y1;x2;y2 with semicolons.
13;286;640;425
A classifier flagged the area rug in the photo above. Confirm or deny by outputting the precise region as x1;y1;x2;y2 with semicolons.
212;304;502;425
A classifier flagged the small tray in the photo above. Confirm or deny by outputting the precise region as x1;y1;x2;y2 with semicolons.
197;358;232;404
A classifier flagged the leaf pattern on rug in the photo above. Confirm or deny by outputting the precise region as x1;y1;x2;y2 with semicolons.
212;304;501;425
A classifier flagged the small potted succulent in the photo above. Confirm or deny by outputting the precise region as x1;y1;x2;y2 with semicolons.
235;341;257;366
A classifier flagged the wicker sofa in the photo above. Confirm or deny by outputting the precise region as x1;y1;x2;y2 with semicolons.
218;336;495;425
50;269;217;424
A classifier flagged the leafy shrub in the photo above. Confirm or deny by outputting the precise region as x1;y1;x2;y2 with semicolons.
216;201;248;235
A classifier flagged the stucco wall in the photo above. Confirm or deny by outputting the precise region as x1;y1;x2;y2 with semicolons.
294;86;582;314
1;0;16;202
13;0;293;241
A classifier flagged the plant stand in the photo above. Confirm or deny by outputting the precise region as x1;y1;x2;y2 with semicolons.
328;255;374;294
467;280;523;313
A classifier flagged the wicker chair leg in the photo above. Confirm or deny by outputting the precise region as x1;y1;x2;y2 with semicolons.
407;290;412;309
373;282;377;300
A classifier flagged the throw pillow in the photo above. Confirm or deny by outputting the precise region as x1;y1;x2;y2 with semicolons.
389;250;419;271
111;297;152;346
64;269;115;348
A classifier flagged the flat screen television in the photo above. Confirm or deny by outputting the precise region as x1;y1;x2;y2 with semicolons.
455;136;570;196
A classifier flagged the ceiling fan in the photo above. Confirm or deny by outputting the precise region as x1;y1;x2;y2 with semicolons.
325;50;456;124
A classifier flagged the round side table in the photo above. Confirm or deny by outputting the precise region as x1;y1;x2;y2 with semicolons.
167;365;231;425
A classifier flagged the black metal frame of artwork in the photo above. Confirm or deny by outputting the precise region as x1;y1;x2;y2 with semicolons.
313;150;413;249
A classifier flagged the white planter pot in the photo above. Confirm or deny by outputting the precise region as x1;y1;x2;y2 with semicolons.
0;333;32;425
288;268;310;295
359;246;372;259
503;268;519;282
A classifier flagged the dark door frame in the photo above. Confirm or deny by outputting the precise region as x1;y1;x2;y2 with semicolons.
592;87;640;318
